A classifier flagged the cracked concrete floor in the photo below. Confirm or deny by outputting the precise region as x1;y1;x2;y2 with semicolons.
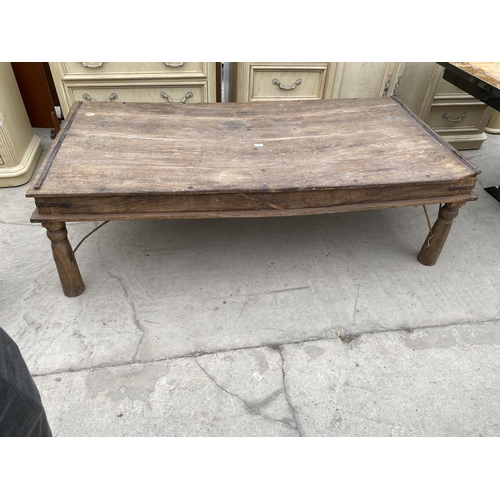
1;127;500;437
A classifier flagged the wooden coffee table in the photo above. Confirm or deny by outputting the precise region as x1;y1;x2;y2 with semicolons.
26;97;480;297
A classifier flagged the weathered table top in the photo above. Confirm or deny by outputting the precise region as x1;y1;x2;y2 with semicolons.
27;97;479;196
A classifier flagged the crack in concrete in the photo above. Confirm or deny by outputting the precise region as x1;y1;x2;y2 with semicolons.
276;347;304;437
26;274;116;368
237;299;250;321
193;356;299;435
94;224;146;363
106;270;146;362
466;149;500;160
353;284;361;322
31;316;500;378
0;219;33;227
219;286;312;300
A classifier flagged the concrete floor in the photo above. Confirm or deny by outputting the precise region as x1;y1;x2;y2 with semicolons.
1;126;500;437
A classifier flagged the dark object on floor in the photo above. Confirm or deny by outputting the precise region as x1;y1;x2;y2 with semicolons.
0;327;52;437
485;186;500;203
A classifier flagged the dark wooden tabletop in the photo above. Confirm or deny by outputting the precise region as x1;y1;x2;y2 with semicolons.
439;62;500;111
26;97;479;199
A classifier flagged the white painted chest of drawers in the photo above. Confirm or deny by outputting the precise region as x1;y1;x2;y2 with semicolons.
228;62;494;149
49;62;217;118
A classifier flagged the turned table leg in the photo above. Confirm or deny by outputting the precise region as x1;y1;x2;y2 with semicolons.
42;221;85;297
417;202;465;266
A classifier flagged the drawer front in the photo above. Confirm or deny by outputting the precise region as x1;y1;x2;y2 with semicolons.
59;62;207;78
250;66;326;100
64;83;207;106
426;101;490;132
435;76;468;96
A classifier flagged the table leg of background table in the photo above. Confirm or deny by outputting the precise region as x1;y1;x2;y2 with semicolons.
485;185;500;203
417;202;465;266
42;221;85;297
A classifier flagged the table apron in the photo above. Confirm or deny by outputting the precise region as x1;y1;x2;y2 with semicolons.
30;193;476;223
32;182;476;219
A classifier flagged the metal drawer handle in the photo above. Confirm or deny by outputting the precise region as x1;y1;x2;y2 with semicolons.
82;93;118;102
383;73;393;97
392;74;402;96
160;91;193;103
442;112;467;122
272;78;302;90
165;62;184;67
82;62;103;68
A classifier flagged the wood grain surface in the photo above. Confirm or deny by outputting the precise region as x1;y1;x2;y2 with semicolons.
26;97;479;200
